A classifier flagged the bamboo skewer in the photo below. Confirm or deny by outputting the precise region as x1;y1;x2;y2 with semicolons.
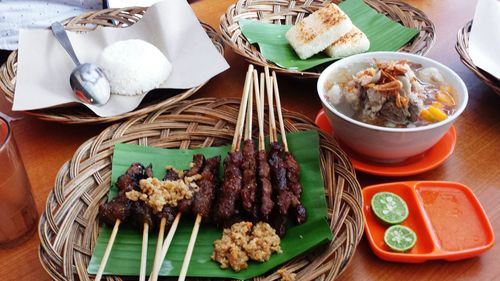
178;65;254;281
245;73;254;141
178;214;202;281
149;213;182;281
254;70;264;151
232;64;254;151
150;217;167;280
95;219;121;281
272;71;289;152
139;223;149;281
265;67;277;143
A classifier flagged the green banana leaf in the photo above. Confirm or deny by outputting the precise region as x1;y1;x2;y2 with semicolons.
87;130;333;279
240;0;420;71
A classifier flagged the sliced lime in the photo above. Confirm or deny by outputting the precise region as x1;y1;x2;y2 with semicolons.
371;192;409;225
384;225;417;252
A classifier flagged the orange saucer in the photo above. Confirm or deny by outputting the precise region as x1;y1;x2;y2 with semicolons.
362;181;494;263
314;109;457;176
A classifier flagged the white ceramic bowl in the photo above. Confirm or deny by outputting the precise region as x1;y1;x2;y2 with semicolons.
317;52;468;163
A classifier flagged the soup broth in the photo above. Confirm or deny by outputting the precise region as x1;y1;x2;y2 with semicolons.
324;60;456;128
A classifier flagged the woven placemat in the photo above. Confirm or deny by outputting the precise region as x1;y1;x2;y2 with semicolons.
456;20;500;96
38;98;364;281
0;8;224;124
220;0;435;79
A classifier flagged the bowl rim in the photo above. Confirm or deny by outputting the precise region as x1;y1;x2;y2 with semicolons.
317;51;468;133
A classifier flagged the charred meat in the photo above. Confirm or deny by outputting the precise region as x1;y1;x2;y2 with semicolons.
240;140;257;218
215;151;244;223
193;156;221;220
257;151;273;220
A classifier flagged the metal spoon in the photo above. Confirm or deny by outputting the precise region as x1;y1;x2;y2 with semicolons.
50;22;110;105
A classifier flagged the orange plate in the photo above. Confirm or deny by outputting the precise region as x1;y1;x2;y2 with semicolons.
363;181;495;263
314;109;457;176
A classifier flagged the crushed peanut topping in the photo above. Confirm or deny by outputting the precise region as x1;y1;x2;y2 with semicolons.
212;222;282;272
125;171;200;213
278;269;297;281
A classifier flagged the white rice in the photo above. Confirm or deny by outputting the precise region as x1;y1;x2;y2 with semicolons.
98;39;172;96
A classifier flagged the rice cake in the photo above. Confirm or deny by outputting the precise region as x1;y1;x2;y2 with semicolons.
324;26;370;58
286;3;352;60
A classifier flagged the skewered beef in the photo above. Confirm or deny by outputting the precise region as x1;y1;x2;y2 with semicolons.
156;205;177;226
185;154;205;177
193;156;221;220
240;140;257;218
177;154;206;214
99;191;132;226
284;152;307;224
116;174;135;192
163;167;180;181
100;163;150;227
257;151;273;220
268;142;290;215
127;162;145;179
130;200;154;228
268;142;287;193
215;151;244;223
144;164;154;179
292;203;307;225
270;211;288;238
284;152;301;198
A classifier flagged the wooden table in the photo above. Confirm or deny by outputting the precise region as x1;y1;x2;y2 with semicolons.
1;0;499;280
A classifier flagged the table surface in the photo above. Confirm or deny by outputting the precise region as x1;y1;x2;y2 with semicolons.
1;0;499;280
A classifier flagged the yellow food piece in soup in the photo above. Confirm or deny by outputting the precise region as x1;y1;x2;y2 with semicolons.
428;105;448;121
436;89;456;107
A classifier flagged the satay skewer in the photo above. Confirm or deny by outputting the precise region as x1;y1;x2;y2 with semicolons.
257;72;266;150
255;70;274;221
264;66;277;143
139;222;149;281
95;219;120;281
271;71;289;152
149;213;181;281
150;217;167;280
272;71;307;225
178;65;254;281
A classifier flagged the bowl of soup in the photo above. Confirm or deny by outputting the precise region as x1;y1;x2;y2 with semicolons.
317;52;468;163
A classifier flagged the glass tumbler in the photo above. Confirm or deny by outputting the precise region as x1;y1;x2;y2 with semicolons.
0;116;38;248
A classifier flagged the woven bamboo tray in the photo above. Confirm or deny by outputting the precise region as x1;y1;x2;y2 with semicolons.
220;0;435;79
38;98;363;281
0;8;224;124
456;20;500;97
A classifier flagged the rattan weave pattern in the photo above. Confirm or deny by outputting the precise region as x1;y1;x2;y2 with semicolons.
220;0;435;79
38;98;363;281
455;20;500;97
0;7;225;124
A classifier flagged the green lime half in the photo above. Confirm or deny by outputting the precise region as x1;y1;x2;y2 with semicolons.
384;225;417;252
371;192;409;225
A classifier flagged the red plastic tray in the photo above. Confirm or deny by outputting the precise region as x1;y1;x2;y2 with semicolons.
363;181;494;263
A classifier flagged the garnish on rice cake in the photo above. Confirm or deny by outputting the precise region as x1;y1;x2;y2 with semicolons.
285;3;352;60
324;26;370;58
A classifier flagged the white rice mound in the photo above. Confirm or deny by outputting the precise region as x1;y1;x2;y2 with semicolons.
98;39;172;96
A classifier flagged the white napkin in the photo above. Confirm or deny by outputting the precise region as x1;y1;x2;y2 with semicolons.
13;0;229;117
468;0;500;80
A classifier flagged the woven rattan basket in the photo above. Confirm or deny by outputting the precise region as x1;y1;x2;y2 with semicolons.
456;20;500;96
220;0;435;79
38;98;363;281
0;8;224;124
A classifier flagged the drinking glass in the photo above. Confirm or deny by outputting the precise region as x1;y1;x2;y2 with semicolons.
0;116;38;248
